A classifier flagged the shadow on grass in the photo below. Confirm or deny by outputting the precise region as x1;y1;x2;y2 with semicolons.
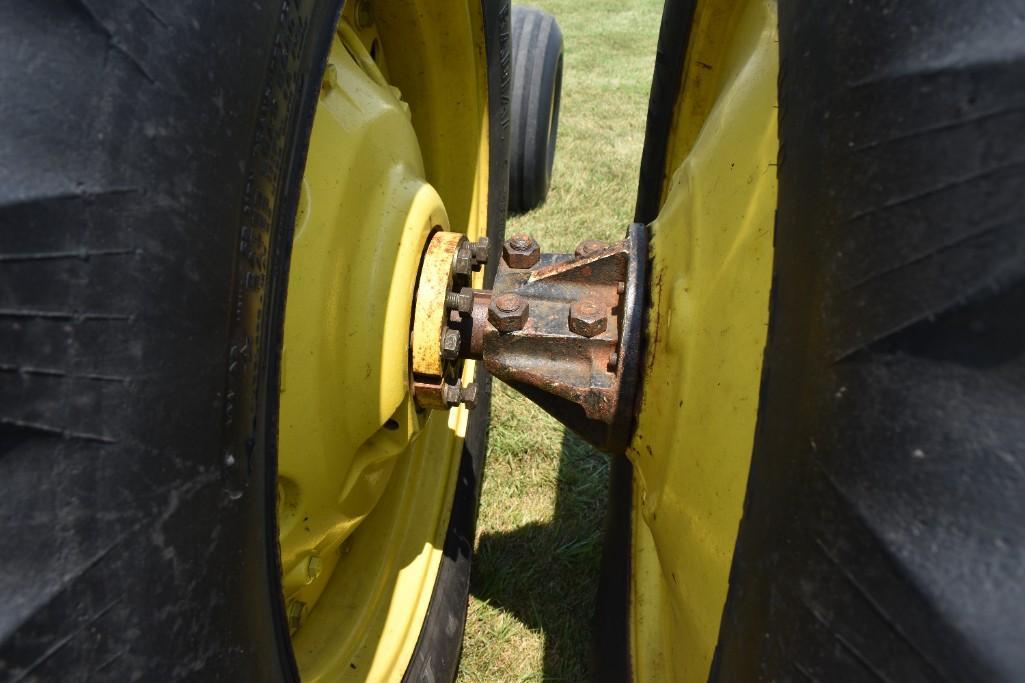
470;429;610;681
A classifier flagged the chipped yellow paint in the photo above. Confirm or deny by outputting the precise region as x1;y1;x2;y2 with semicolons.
277;2;491;680
628;0;779;680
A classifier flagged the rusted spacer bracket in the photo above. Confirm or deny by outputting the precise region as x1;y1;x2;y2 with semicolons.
451;224;647;455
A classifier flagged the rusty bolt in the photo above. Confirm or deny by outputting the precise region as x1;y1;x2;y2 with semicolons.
442;383;460;406
508;233;531;250
568;299;607;337
446;289;473;313
442;382;479;409
488;293;529;332
575;239;609;258
503;233;540;269
460;382;480;410
453;241;473;275
441;329;461;359
494;293;520;312
470;236;490;265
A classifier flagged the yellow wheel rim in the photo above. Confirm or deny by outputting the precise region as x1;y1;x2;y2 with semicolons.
277;3;491;680
628;0;779;681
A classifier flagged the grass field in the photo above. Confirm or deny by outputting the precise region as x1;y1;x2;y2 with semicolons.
457;2;663;680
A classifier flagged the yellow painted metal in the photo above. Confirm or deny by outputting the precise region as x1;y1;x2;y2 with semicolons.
411;231;466;378
372;1;491;242
279;19;438;613
627;1;779;681
277;1;491;680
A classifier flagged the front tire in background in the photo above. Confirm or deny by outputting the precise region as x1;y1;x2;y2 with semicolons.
508;5;563;214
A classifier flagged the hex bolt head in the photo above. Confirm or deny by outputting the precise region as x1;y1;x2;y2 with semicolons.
488;293;529;332
460;382;480;410
503;233;541;269
441;329;461;359
453;241;473;275
568;299;608;338
494;293;521;312
445;289;473;313
470;236;490;265
508;233;531;250
442;383;461;407
575;239;609;258
442;382;480;409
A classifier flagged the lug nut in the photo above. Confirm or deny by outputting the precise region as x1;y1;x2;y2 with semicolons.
446;289;474;313
503;233;541;269
470;236;490;266
442;382;479;409
453;241;473;275
441;329;461;359
495;293;520;312
568;299;607;338
442;383;460;406
489;293;529;332
460;382;480;410
575;239;609;258
509;234;530;250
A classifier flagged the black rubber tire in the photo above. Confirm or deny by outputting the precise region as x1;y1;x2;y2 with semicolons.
0;1;507;681
508;5;563;214
608;0;1025;681
717;1;1025;679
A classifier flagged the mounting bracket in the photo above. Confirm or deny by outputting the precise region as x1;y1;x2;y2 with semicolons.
411;224;647;455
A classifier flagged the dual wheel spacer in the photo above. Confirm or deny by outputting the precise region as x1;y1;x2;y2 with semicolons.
409;225;648;455
410;231;489;410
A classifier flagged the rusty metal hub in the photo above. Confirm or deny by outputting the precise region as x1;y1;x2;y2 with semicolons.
410;231;489;410
411;224;647;454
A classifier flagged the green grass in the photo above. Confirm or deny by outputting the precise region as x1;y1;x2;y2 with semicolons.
457;2;663;680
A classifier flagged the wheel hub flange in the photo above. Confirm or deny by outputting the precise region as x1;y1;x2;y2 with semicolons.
410;231;490;410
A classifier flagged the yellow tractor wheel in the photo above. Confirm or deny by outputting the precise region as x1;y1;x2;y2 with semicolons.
278;3;509;679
